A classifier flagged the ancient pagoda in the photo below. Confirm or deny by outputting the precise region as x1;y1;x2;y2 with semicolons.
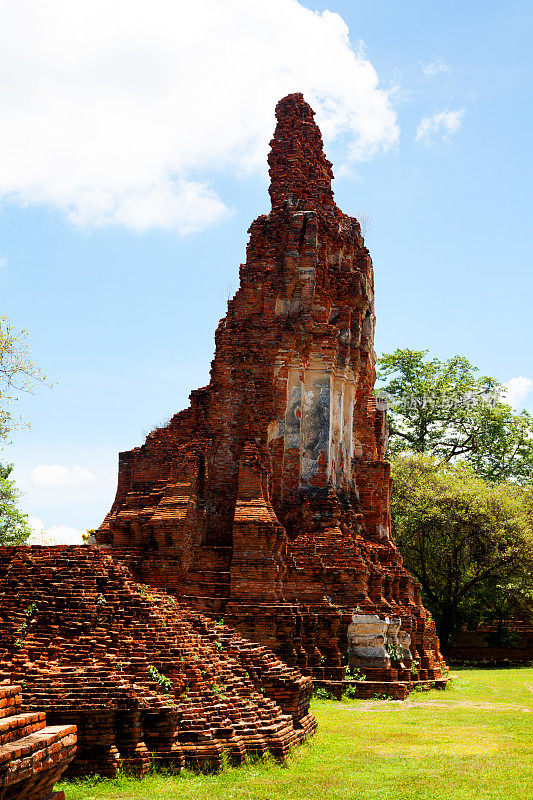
96;93;446;687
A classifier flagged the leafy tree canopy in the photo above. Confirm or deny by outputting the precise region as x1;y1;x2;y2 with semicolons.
1;314;46;443
377;348;533;484
0;462;31;545
391;454;533;650
1;314;47;544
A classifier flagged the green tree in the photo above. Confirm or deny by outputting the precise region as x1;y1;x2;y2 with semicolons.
391;454;533;651
1;314;47;544
462;572;533;647
377;348;533;483
461;484;533;642
0;463;31;545
1;314;46;443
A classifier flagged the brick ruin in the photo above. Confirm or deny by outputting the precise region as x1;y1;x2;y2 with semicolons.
96;93;447;687
0;546;316;779
448;620;533;666
0;684;75;800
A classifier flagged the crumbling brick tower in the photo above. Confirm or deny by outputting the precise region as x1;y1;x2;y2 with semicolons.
97;93;446;684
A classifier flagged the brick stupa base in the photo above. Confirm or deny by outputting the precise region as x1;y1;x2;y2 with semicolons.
0;547;316;778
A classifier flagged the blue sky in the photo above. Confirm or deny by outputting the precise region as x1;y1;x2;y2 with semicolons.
1;0;532;542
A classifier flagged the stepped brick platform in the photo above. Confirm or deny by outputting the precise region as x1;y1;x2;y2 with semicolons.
95;93;447;690
313;677;449;701
0;683;75;800
0;547;316;778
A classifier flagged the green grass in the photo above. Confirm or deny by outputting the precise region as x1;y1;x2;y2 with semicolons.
59;668;533;800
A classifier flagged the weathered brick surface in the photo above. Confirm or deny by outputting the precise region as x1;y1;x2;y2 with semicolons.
0;546;316;778
448;620;533;665
96;93;447;686
0;684;76;800
313;677;448;701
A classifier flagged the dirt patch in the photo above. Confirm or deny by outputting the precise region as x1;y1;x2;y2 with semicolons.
336;699;531;713
410;700;531;712
335;700;408;712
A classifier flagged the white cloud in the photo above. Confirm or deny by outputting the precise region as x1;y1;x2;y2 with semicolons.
0;1;398;234
503;376;533;409
0;254;6;269
415;109;465;144
422;59;450;76
28;516;84;545
30;464;98;487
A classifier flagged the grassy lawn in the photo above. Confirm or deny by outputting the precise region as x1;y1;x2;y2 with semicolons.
59;667;533;800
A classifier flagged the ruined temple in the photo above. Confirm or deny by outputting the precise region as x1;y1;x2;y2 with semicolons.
96;93;446;686
0;546;315;778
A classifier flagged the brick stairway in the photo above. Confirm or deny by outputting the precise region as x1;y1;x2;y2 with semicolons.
0;684;76;800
